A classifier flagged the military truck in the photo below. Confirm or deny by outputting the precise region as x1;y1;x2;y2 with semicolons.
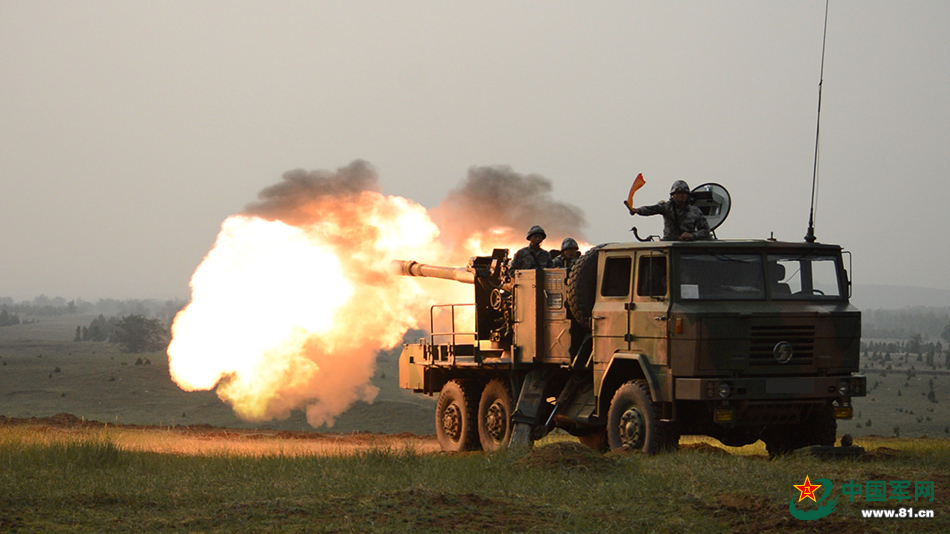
396;203;864;455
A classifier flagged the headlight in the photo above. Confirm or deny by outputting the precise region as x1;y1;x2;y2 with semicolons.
837;380;850;396
718;382;732;398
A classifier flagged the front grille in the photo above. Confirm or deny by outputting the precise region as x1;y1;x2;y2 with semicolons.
749;325;815;366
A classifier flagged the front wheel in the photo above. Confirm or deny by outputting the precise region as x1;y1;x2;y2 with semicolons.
607;380;663;454
435;380;482;452
477;379;513;451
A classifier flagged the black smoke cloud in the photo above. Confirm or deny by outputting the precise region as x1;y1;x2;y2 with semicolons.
242;160;587;254
243;160;379;225
432;165;587;252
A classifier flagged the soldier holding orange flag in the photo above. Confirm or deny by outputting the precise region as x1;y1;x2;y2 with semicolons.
627;179;711;241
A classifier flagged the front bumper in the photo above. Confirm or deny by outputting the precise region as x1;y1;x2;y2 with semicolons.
675;375;866;401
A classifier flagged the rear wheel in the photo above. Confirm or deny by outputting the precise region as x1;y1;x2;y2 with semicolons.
435;380;482;452
477;379;513;451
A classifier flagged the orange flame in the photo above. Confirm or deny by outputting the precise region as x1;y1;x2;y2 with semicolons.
168;191;472;427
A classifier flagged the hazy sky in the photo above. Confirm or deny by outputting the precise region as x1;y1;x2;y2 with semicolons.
2;1;948;300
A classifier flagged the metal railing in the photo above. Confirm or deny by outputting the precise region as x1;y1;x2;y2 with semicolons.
429;303;478;364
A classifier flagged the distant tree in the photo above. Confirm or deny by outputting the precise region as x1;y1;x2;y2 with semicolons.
74;326;82;342
908;333;923;356
109;315;169;353
0;309;21;327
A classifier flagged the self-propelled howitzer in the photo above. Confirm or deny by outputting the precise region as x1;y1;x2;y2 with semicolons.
396;239;865;456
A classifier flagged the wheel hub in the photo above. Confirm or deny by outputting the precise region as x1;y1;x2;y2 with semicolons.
442;403;462;441
619;408;646;450
485;401;506;442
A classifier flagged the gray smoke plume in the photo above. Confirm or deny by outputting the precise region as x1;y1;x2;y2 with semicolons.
432;165;587;253
243;159;379;224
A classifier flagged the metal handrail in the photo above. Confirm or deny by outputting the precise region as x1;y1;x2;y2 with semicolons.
429;303;477;363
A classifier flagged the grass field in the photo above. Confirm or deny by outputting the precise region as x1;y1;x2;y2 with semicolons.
0;423;947;533
0;315;435;435
2;315;949;532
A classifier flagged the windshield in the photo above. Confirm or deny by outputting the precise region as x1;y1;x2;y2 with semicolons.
768;254;842;299
678;254;765;300
677;252;842;301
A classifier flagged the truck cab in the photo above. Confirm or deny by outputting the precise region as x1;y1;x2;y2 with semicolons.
584;240;865;454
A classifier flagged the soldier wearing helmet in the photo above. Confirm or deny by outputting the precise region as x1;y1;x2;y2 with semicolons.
628;180;711;241
509;225;554;270
552;237;581;270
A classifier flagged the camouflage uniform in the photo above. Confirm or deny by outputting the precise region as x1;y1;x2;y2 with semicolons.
552;254;576;270
635;200;711;241
510;246;553;270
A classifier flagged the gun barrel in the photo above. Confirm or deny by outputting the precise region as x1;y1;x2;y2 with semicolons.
391;260;475;284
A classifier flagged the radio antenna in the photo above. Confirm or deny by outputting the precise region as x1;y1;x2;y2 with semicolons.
805;0;829;243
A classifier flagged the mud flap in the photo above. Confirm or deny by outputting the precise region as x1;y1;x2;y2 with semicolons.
509;369;548;449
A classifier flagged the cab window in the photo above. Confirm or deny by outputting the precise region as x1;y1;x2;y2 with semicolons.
637;255;667;298
601;256;632;297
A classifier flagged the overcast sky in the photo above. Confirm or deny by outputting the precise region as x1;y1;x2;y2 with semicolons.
2;1;948;301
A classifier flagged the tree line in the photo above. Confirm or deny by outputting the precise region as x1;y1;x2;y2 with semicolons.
0;296;186;324
74;314;170;354
862;307;950;340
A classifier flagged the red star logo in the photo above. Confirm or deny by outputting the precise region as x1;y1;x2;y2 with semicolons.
794;475;821;502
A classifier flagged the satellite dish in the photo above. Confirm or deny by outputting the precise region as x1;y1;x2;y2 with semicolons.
691;183;731;231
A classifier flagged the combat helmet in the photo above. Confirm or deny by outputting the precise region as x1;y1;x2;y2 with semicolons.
670;180;691;196
526;225;547;240
560;237;579;251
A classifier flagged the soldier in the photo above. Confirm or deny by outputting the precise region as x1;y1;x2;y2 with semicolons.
510;225;553;270
628;180;711;241
552;237;580;270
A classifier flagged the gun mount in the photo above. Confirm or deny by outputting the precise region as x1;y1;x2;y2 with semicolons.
393;249;514;349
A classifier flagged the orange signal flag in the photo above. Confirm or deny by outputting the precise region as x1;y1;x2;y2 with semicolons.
624;173;646;210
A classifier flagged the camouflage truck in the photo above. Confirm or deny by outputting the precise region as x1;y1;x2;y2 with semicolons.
396;235;865;456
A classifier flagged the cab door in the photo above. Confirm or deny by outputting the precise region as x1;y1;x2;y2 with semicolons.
592;253;634;363
630;252;669;365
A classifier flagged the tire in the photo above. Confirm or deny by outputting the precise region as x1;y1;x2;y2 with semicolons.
435;380;482;452
565;245;604;327
607;380;666;454
477;379;513;451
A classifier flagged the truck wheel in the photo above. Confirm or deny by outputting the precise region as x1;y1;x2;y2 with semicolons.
435;380;482;452
607;380;662;454
477;379;513;451
565;245;603;327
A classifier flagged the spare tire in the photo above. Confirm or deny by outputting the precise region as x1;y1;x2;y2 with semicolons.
565;245;604;327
